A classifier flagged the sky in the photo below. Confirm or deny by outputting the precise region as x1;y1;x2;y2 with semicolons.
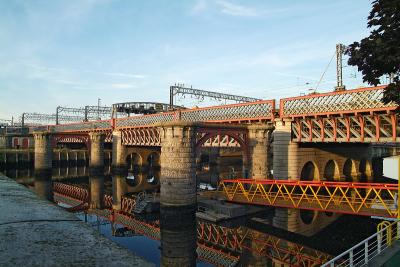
0;0;379;121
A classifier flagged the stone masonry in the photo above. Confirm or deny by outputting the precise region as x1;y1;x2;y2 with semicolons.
158;122;197;207
88;132;105;175
248;124;274;179
34;132;53;171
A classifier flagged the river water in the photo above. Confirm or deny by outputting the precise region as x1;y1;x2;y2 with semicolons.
0;160;381;267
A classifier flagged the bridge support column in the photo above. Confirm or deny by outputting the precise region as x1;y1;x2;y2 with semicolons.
33;132;53;201
112;130;127;173
159;122;197;207
34;132;53;172
272;119;299;180
89;132;105;176
248;124;274;179
272;120;302;232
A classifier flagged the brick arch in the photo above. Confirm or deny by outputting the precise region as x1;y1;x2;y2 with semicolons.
300;161;320;181
323;160;340;181
343;159;358;182
359;158;373;182
126;152;143;171
147;152;160;167
195;129;249;169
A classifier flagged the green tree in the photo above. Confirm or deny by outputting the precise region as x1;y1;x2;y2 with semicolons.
346;0;400;105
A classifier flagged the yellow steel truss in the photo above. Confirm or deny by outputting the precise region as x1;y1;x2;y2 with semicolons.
217;179;398;218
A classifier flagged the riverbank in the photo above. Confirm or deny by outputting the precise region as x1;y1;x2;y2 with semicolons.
0;173;153;267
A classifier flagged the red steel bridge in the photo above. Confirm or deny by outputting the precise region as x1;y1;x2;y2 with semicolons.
31;85;398;146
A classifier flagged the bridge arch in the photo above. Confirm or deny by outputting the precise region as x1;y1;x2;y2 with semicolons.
343;159;357;182
323;160;340;181
53;135;90;149
147;152;160;167
359;159;372;182
195;131;249;179
300;161;320;181
126;153;142;172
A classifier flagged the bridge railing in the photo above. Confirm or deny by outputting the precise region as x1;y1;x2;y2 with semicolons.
322;220;400;267
116;99;275;128
280;86;397;118
217;179;398;218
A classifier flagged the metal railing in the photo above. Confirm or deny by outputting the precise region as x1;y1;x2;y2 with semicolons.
322;220;400;267
217;179;398;218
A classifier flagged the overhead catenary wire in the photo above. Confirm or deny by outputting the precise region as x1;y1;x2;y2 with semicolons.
315;50;336;92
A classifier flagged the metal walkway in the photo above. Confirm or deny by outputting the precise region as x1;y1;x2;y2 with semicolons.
217;179;398;218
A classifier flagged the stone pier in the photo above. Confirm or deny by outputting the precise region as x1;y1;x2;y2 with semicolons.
112;130;127;173
248;124;274;179
158;122;197;207
88;132;105;176
33;132;53;201
34;132;53;172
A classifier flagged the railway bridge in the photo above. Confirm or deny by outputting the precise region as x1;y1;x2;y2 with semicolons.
25;85;400;234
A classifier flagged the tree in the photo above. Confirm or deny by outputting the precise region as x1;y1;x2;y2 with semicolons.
345;0;400;105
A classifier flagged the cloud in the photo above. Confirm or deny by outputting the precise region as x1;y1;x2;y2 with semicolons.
191;0;208;14
104;72;146;79
111;83;136;89
216;0;260;17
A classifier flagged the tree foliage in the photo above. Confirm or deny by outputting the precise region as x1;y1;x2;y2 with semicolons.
346;0;400;105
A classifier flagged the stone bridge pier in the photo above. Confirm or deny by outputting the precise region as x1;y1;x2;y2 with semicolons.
88;132;105;209
33;132;53;201
111;130;127;174
110;130;129;210
248;124;273;179
158;122;197;207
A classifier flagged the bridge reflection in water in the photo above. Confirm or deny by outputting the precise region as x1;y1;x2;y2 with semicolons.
4;165;385;267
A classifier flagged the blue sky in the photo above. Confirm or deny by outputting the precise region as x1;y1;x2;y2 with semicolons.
0;0;376;120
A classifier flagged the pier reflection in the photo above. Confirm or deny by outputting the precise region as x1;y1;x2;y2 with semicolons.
2;164;334;267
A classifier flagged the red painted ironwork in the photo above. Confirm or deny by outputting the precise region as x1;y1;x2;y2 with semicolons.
279;86;396;118
292;113;400;143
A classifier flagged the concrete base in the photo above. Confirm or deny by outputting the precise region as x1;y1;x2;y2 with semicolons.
0;174;153;267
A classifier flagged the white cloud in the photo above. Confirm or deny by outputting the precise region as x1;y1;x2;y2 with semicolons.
104;72;147;79
192;0;208;14
216;0;259;17
111;83;136;89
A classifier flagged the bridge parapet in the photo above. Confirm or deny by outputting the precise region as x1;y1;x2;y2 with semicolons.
280;86;396;118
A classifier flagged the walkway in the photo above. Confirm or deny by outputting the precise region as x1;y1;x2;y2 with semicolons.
0;174;153;267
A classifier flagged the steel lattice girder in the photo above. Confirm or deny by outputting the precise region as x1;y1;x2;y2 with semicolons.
218;179;398;218
120;125;249;148
292;113;399;143
280;86;397;118
197;222;331;266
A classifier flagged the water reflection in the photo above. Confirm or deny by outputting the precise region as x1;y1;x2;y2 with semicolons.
34;169;53;201
2;164;337;267
160;206;197;267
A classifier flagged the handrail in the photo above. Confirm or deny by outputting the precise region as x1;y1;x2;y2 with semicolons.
321;220;400;266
